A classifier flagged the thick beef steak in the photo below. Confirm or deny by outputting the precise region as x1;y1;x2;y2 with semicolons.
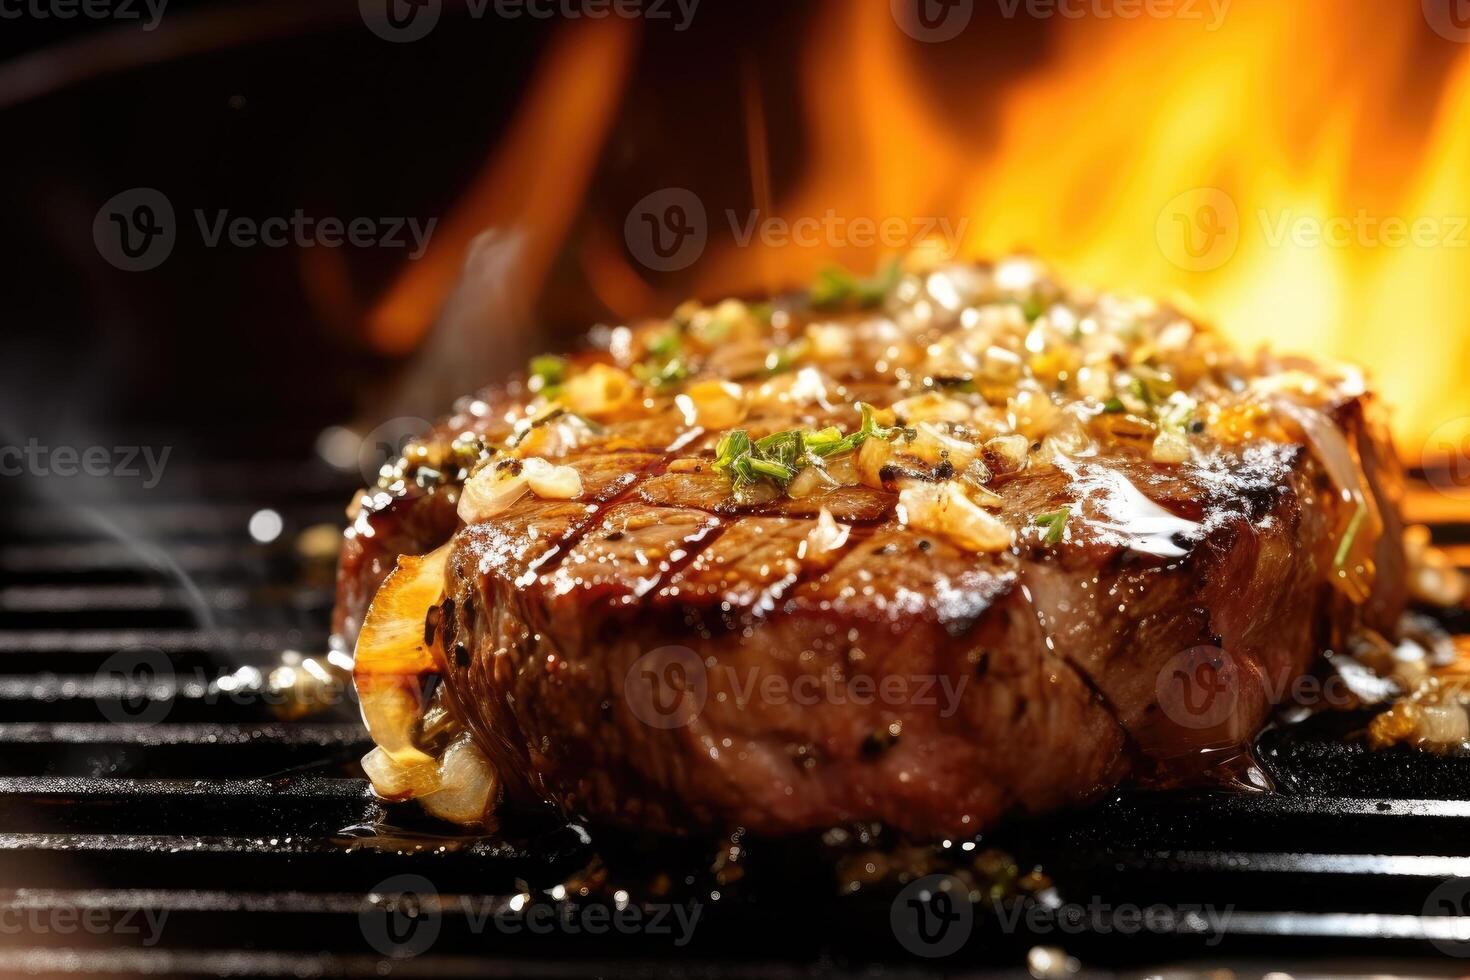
338;258;1406;837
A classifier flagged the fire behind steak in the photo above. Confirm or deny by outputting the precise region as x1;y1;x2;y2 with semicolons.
336;258;1407;838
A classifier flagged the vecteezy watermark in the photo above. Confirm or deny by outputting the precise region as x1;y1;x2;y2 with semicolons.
0;440;171;488
891;877;1235;958
0;0;167;30
361;874;442;959
623;646;970;729
624;188;708;273
1157;187;1470;272
1424;877;1470;957
623;188;968;274
891;874;974;957
624;646;708;729
1154;645;1360;730
94;647;176;726
1424;0;1470;43
1257;209;1470;251
726;210;969;256
991;896;1233;946
993;0;1230;30
355;415;434;487
92;651;357;729
891;0;974;42
360;874;702;959
0;904;169;945
93;188;438;272
1421;417;1470;500
1155;188;1240;272
359;0;697;43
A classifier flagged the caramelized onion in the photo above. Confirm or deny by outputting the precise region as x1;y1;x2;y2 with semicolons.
354;543;450;766
421;734;499;826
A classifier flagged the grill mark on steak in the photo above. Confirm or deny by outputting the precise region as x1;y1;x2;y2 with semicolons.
520;431;715;583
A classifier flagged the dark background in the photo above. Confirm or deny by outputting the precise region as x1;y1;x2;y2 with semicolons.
0;0;1053;462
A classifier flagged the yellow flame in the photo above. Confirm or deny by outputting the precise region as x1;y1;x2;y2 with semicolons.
696;0;1470;456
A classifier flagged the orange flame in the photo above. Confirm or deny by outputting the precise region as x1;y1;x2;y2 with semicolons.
366;17;637;355
693;0;1470;457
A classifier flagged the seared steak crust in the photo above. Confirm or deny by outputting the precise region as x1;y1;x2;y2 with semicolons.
338;260;1407;837
342;395;1403;837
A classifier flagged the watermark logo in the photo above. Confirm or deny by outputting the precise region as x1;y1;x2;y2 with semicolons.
1155;645;1241;730
361;874;442;959
991;896;1232;944
1258;210;1469;251
891;874;973;957
728;209;967;255
360;0;442;43
1424;878;1470;956
1156;187;1239;272
94;646;175;727
1158;187;1470;271
0;440;171;488
892;0;973;42
625;188;708;273
1422;417;1470;500
94;188;176;272
0;0;168;30
0;903;169;945
94;189;438;272
360;0;698;42
993;0;1229;30
623;645;707;729
1424;0;1470;43
357;416;434;487
623;187;967;273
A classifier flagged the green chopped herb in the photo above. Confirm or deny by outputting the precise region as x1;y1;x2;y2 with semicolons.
1333;501;1369;574
712;403;912;502
647;330;681;359
633;356;688;390
633;332;688;391
529;354;568;396
1017;295;1046;322
809;258;901;311
1033;507;1070;546
1101;397;1125;414
929;375;978;393
763;337;812;377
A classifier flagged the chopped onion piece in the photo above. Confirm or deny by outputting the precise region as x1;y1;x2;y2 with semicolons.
893;393;973;424
1416;704;1470;748
898;481;1013;553
786;465;831;500
675;379;745;428
522;457;583;500
362;745;440;800
458;462;530;522
421;734;499;825
563;363;634;417
857;437;894;489
806;322;854;360
910;422;979;471
1151;428;1191;464
804;507;851;556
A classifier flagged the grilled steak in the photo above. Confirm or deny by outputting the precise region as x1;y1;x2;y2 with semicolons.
338;258;1407;837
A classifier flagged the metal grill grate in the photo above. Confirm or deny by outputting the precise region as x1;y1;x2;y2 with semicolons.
0;462;1467;977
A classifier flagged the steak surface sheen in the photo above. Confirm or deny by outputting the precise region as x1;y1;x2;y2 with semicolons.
338;260;1407;838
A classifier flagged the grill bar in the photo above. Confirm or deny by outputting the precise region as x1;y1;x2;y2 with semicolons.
0;465;1465;974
